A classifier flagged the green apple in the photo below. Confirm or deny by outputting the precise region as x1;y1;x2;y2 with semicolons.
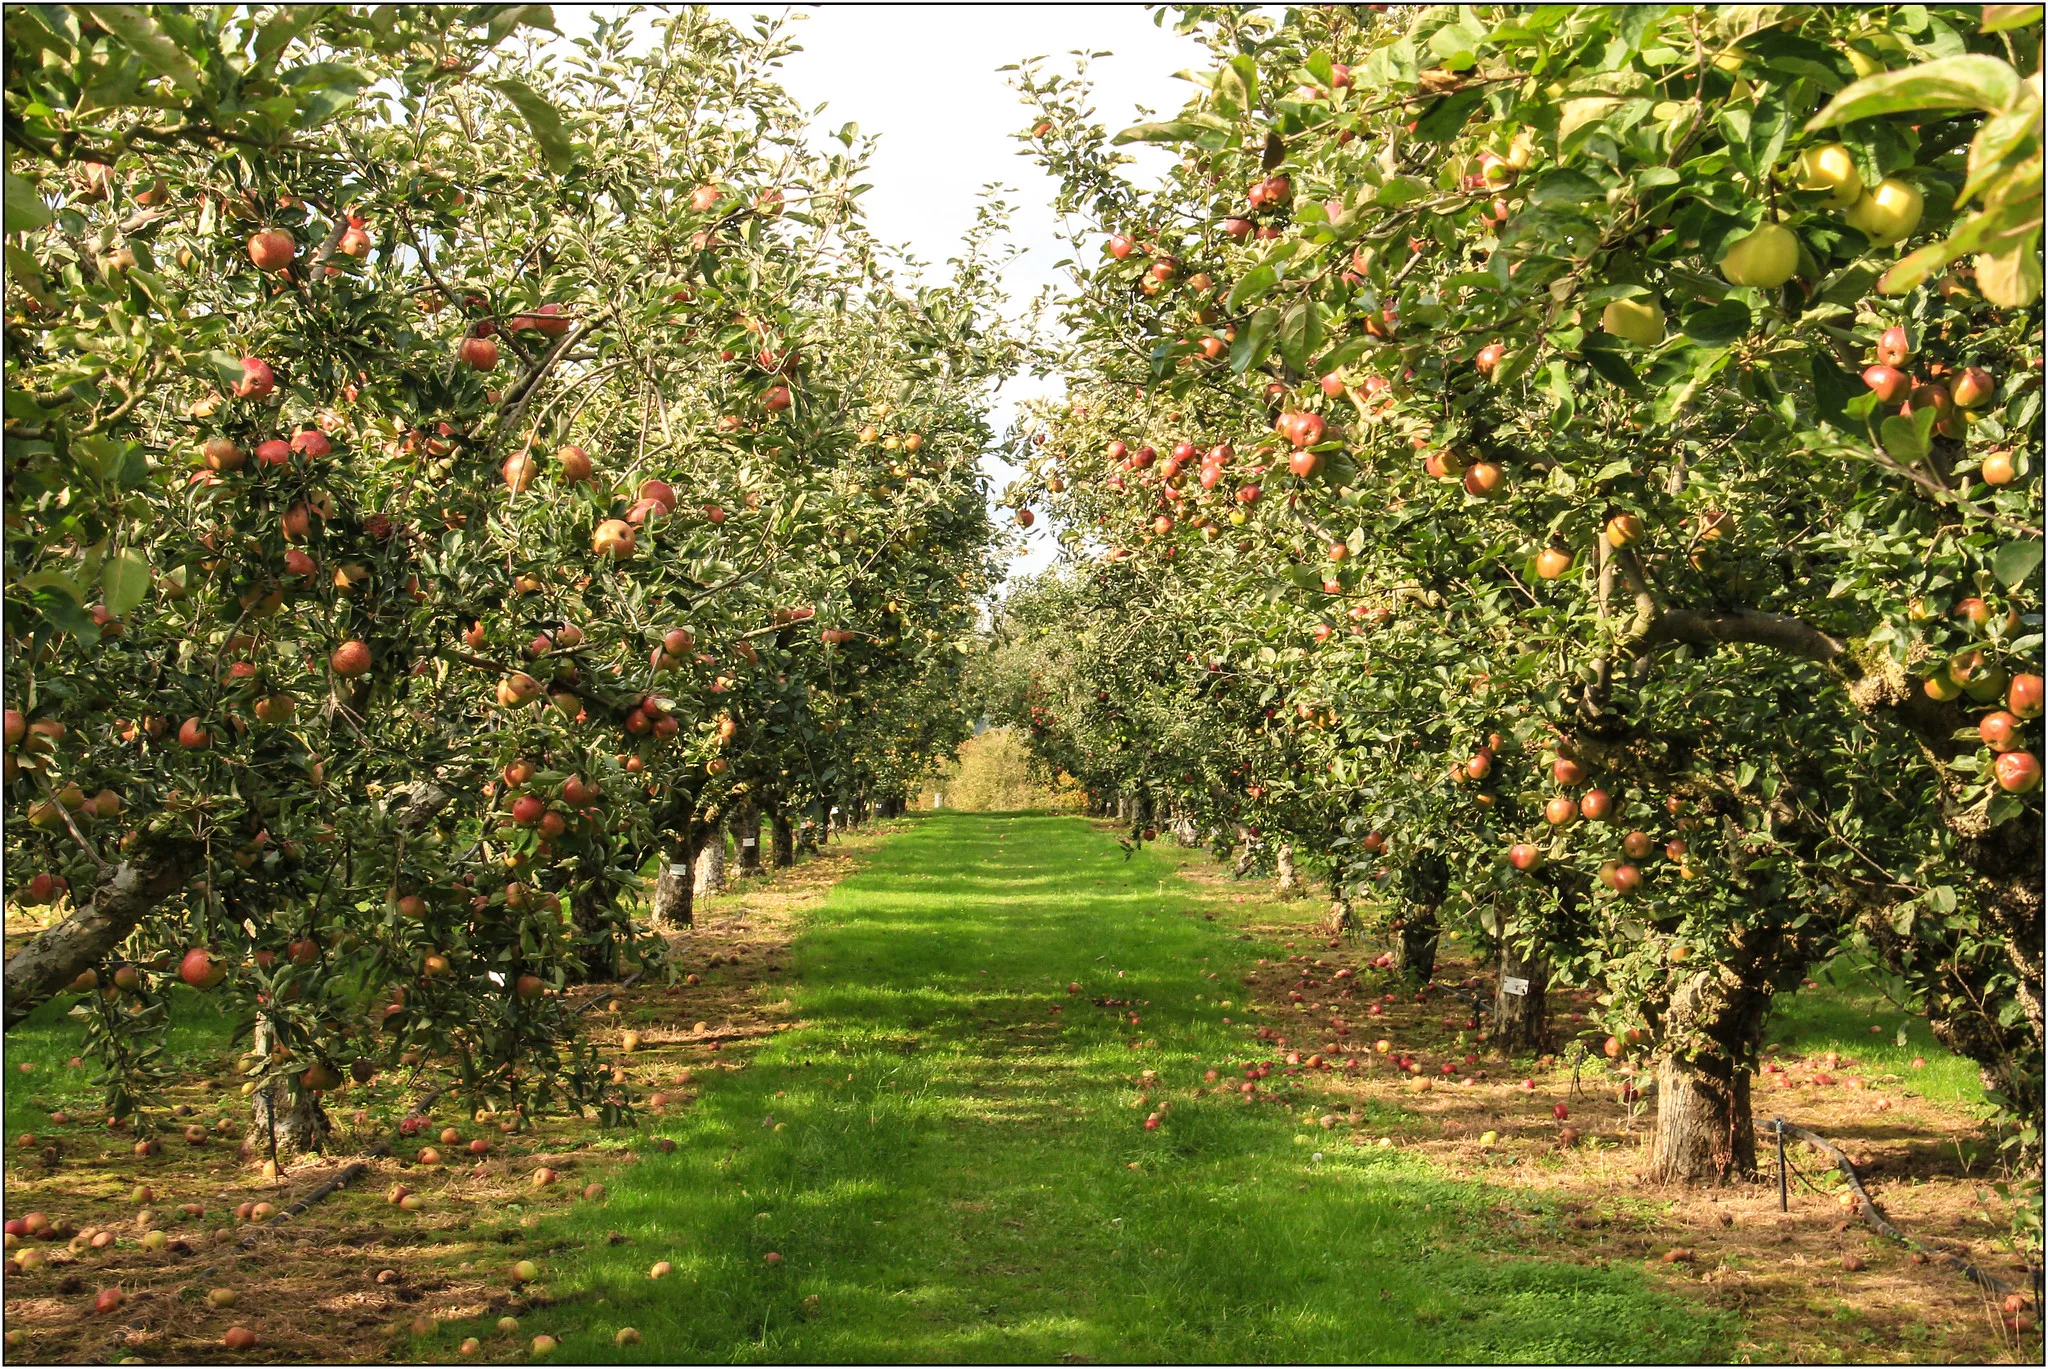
1719;224;1799;287
1844;178;1923;247
1795;143;1863;209
1600;297;1664;347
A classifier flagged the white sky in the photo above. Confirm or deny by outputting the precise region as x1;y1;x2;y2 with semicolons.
556;5;1212;586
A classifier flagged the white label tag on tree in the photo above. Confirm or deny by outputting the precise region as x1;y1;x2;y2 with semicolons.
742;838;757;847
668;863;688;878
1501;976;1530;997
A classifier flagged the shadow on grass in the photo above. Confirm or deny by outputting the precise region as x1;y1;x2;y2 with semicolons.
496;814;1733;1364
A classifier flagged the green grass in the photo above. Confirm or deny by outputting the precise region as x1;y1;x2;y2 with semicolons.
1767;962;1984;1110
482;813;1734;1363
4;985;234;1135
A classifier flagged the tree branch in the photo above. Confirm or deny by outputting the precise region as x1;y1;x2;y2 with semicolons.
3;843;195;1031
1642;609;1846;662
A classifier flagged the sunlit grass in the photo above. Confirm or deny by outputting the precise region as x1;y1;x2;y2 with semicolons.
483;813;1736;1363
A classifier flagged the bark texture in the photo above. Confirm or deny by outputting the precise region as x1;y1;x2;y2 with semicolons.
653;833;701;930
1274;843;1300;897
771;811;795;867
735;802;763;874
693;827;726;899
3;843;193;1031
1393;908;1439;983
249;1017;331;1160
1491;936;1549;1055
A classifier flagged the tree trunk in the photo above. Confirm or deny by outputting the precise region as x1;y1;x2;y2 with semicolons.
1647;950;1785;1183
771;810;795;867
1275;843;1300;898
813;798;831;845
1393;906;1439;983
250;1016;330;1160
1492;936;1549;1055
1325;899;1356;937
653;832;700;930
1650;1054;1756;1184
735;802;762;875
693;825;726;899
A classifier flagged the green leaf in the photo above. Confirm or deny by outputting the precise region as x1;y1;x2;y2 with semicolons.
1113;119;1204;146
1527;170;1605;205
1276;299;1323;373
1226;263;1280;310
1313;335;1373;375
279;61;368;93
1981;5;2042;34
1807;54;2024;129
491;78;576;174
1993;539;2043;590
1229;307;1279;373
101;547;150;616
1216;56;1258;115
253;4;325;69
1679;299;1751;346
1580;347;1643;393
485;4;559;45
91;6;204;95
1879;413;1928;462
1412;88;1484;142
1374;176;1432;207
4;171;53;232
1558;96;1622;143
1809;353;1864;431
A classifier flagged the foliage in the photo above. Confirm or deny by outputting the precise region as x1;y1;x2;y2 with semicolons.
991;3;2043;1172
2;5;1006;1142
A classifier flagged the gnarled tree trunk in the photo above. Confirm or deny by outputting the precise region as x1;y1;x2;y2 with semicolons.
1650;1053;1755;1184
771;810;795;867
1393;906;1439;983
1647;934;1797;1183
1274;843;1300;898
249;1016;330;1160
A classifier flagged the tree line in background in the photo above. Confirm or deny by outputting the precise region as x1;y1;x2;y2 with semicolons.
3;5;1013;1154
982;2;2043;1184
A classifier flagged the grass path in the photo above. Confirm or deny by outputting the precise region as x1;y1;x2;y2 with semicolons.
517;813;1727;1362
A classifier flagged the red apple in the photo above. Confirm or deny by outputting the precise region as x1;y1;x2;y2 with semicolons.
329;640;372;678
235;357;275;399
1862;365;1909;404
1994;751;2041;793
1552;758;1585;785
1950;367;1995;409
2008;674;2043;719
458;336;499;371
1507;843;1543;871
247;230;296;272
1579;789;1612;821
1463;462;1502;498
177;717;210;750
180;948;224;989
1544;796;1578;826
1979;711;2022;752
1876;325;1911;368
